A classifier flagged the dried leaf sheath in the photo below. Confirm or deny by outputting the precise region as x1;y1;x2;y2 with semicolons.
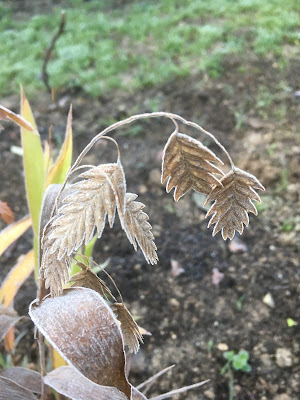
44;162;126;259
111;303;143;354
205;167;265;240
123;193;158;265
162;132;224;201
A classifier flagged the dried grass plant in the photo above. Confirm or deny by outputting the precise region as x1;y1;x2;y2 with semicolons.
0;104;264;400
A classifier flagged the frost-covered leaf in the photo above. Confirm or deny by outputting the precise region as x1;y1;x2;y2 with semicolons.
162;132;224;201
29;288;131;399
44;366;129;400
0;376;38;400
205;167;265;240
0;367;42;394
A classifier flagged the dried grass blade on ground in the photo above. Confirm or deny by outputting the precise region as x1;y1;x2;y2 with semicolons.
149;379;210;400
205;167;265;240
69;261;115;301
161;132;224;201
111;302;143;354
44;162;126;260
123;193;157;264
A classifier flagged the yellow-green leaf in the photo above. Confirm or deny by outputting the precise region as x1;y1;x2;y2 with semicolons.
51;347;67;369
45;105;73;187
0;215;31;257
20;87;45;235
43;140;53;178
0;250;35;307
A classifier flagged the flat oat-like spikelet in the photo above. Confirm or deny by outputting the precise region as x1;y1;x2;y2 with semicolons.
45;162;126;259
161;132;224;201
205;167;265;240
41;249;70;297
123;193;158;265
111;302;143;354
69;261;115;301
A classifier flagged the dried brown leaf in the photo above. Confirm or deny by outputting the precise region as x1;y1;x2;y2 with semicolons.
111;302;143;354
123;193;158;265
161;132;224;201
29;288;131;399
69;261;115;301
44;162;126;259
0;104;36;133
0;376;38;400
205;167;265;240
0;201;15;224
0;367;42;394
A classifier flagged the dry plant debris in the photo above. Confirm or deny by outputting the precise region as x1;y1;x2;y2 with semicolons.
0;100;265;400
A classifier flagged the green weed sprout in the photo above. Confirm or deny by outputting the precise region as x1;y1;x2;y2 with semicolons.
221;350;252;400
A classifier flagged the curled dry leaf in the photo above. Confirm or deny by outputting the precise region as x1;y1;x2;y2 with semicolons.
111;302;143;354
29;287;131;399
0;376;38;400
44;366;129;400
0;104;36;133
69;261;115;301
0;367;42;394
123;193;158;264
43;162;126;259
161;132;224;201
0;201;14;224
205;167;265;240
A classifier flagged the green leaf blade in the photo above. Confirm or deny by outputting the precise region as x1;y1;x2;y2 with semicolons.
20;87;45;235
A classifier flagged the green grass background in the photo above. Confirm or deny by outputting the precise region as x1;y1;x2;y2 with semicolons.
0;0;299;97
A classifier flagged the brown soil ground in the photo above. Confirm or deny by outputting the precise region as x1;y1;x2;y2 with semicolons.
0;51;299;399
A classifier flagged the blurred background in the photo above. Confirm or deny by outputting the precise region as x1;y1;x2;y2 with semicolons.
0;1;299;399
